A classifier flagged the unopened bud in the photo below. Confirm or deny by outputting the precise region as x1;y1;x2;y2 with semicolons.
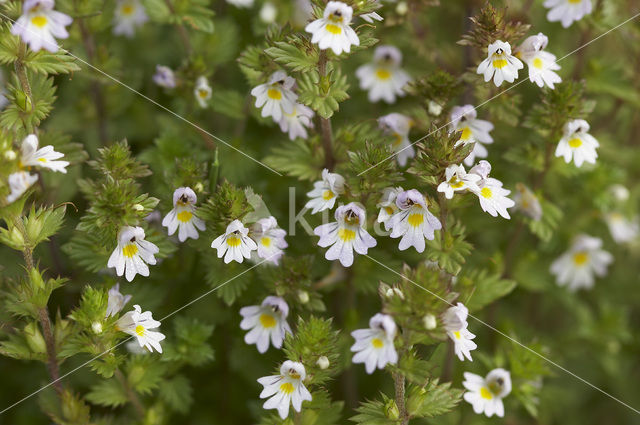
297;290;309;304
133;204;144;211
259;2;277;23
4;150;16;161
24;322;47;353
423;314;437;330
91;321;103;334
428;100;442;116
194;182;204;192
316;355;330;369
385;399;400;420
396;1;408;15
15;90;32;112
385;287;404;300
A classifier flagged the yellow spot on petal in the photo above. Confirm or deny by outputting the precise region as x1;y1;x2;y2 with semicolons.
267;88;282;100
573;252;588;265
453;331;461;339
328;14;343;23
261;237;271;247
122;5;134;15
376;69;392;80
322;190;335;200
449;178;465;189
532;57;544;69
392;133;403;146
338;228;356;242
226;236;241;247
259;314;276;328
371;338;384;348
31;15;48;28
568;138;582;148
38;157;47;163
135;325;145;336
480;187;492;199
325;23;342;34
177;210;193;223
384;206;395;215
492;59;508;69
480;387;493;400
407;213;423;227
123;244;138;258
460;127;472;140
568;0;582;3
280;382;294;394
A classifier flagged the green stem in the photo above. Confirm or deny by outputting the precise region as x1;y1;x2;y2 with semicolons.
115;368;145;419
163;0;193;55
393;371;409;425
15;41;32;100
318;51;335;170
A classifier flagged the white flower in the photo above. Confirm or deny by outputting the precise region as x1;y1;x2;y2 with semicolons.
476;40;523;87
162;187;206;242
378;113;415;166
210;219;258;264
258;361;312;419
116;305;165;353
305;1;359;55
240;296;291;353
249;216;288;265
350;313;398;374
468;161;515;220
437;164;481;200
278;103;314;140
442;303;477;361
314;202;377;267
6;171;38;204
259;2;277;23
463;368;512;418
544;0;592;28
388;189;442;253
376;186;404;229
107;226;159;282
20;134;69;173
550;234;613;291
113;0;148;37
305;168;345;214
226;0;254;7
194;76;212;108
513;183;542;221
10;0;72;53
356;45;411;104
449;105;494;166
517;33;562;89
106;283;132;318
604;212;639;244
609;184;630;202
152;65;176;89
251;71;298;122
554;119;598;167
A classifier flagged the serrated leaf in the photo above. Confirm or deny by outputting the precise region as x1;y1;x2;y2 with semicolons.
159;375;193;413
85;379;128;407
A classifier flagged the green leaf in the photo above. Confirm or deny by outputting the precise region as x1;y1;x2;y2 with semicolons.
406;380;463;418
265;39;319;73
457;269;517;311
85;379;128;407
263;137;324;180
350;394;397;425
127;355;168;395
425;221;472;275
298;64;349;119
211;89;245;119
159;375;194;413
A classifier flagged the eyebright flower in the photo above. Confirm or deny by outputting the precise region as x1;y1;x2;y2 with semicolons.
476;40;523;87
20;134;69;173
152;65;176;89
305;1;359;55
516;33;562;89
376;186;404;229
388;189;442;253
194;76;212;108
162;187;206;242
314;202;377;267
116;305;165;353
259;2;277;23
604;212;639;244
468;161;515;220
6;171;38;204
356;45;411;104
210;219;258;264
278;103;314;141
513;183;543;221
305;168;345;214
108;226;159;282
240;296;292;353
378;113;415;166
463;368;512;418
350;313;398;374
11;0;72;53
437;164;481;200
106;283;132;317
442;303;477;361
258;361;312;419
449;105;494;166
550;234;613;291
544;0;592;28
249;216;288;265
554;119;599;167
251;71;298;122
113;0;148;37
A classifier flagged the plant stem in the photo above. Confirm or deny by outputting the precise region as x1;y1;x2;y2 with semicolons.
393;371;409;425
163;0;193;55
38;307;64;395
115;368;145;419
318;51;335;170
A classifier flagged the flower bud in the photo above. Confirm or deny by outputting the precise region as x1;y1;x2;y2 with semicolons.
423;313;437;330
428;100;443;116
15;90;32;112
259;2;277;23
24;322;47;354
384;399;400;420
133;204;145;211
297;290;309;304
194;182;204;193
91;321;103;334
316;355;330;370
4;150;16;161
396;1;408;15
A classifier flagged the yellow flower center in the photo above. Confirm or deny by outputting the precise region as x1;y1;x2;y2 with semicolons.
480;387;493;400
492;58;508;69
31;15;48;28
123;244;138;258
448;177;465;189
259;314;276;328
177;210;193;223
328;14;343;23
407;213;423;227
533;57;544;69
573;252;588;265
322;190;335;200
280;382;295;394
261;237;271;247
325;23;342;34
338;228;356;242
135;325;145;336
198;89;209;98
460;127;472;140
122;4;134;15
392;133;403;146
568;0;582;3
376;69;392;80
480;187;492;198
453;331;461;339
267;88;282;100
568;138;582;148
371;338;384;348
226;236;241;247
384;206;395;215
